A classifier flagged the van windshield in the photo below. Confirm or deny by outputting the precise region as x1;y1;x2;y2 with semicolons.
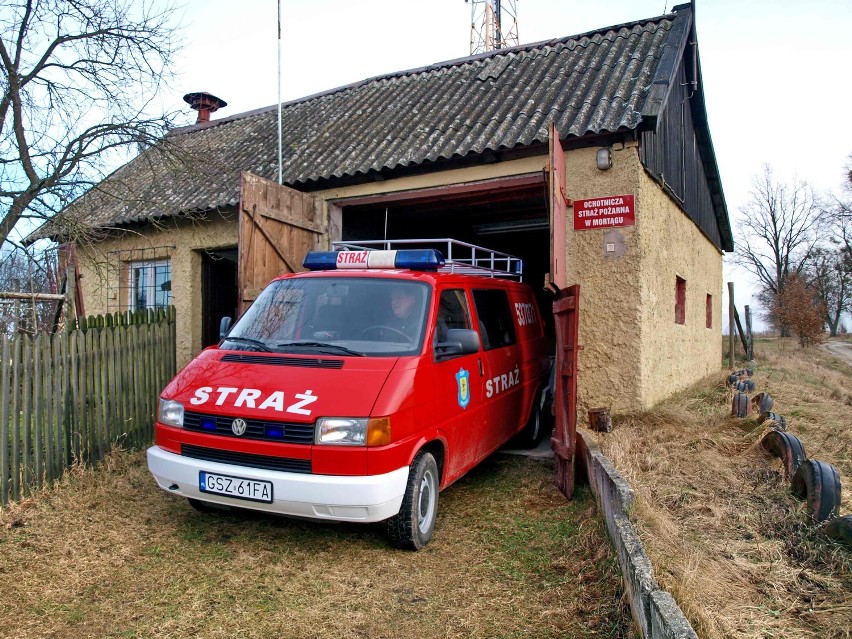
223;277;431;357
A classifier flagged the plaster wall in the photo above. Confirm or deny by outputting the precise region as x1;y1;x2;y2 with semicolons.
77;213;237;368
636;170;723;407
563;143;644;414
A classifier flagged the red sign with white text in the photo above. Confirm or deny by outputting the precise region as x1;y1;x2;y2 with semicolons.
573;194;635;230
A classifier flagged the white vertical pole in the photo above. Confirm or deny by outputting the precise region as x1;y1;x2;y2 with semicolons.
277;0;283;185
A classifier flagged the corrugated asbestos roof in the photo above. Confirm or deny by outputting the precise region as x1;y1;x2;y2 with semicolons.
34;5;699;238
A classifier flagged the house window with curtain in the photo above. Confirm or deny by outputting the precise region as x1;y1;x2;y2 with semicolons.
129;260;171;311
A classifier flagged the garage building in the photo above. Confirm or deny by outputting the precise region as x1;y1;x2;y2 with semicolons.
32;3;732;414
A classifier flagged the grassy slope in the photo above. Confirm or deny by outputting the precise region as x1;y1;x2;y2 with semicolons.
0;453;631;639
595;337;852;639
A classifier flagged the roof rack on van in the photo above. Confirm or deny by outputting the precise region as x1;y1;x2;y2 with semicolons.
331;238;523;280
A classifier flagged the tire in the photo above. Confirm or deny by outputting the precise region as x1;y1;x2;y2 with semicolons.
731;392;749;418
791;460;842;522
386;452;439;550
823;514;852;547
760;430;806;478
760;411;787;431
752;392;774;414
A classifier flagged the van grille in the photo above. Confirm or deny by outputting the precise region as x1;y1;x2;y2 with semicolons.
220;353;344;368
181;444;312;474
184;411;314;444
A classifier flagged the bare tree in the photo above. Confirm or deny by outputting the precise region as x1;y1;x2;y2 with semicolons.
735;165;824;333
811;153;852;335
808;246;851;336
0;0;182;247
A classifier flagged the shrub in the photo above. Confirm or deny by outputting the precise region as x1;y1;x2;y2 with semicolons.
771;274;826;347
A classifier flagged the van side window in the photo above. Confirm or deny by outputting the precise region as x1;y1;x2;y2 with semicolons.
434;289;471;347
472;289;516;350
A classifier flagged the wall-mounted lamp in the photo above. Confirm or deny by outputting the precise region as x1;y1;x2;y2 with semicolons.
596;147;612;170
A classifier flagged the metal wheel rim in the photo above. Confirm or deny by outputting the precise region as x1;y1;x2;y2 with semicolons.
530;409;540;440
417;468;437;534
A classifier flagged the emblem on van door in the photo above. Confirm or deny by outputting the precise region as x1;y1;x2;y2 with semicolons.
456;368;470;409
231;418;247;436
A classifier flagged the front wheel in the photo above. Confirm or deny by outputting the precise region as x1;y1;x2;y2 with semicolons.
386;451;439;550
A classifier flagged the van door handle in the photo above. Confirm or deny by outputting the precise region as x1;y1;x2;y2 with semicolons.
478;358;484;377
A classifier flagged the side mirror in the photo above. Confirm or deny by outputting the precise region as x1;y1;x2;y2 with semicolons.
435;328;480;359
219;316;233;341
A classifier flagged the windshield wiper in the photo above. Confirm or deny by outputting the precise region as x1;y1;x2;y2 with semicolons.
276;341;365;357
221;336;273;352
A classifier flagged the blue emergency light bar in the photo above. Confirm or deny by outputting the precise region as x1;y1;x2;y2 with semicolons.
303;249;446;271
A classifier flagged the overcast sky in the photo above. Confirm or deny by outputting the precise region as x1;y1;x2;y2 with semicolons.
159;0;852;329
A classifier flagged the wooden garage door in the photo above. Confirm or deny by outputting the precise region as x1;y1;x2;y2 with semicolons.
238;172;327;313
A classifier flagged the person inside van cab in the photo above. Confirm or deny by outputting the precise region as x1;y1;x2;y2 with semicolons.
387;286;419;339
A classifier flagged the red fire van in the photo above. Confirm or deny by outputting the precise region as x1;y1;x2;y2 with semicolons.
148;240;551;549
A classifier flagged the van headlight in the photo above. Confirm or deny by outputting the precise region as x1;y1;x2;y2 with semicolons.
158;398;184;428
316;418;367;445
315;417;392;446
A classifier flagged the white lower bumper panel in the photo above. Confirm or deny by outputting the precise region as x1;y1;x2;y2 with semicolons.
147;446;408;523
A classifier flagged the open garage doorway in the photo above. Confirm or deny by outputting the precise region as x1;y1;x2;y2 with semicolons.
335;173;555;342
200;247;238;348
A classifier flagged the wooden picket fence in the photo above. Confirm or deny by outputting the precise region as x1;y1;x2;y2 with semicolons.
0;307;176;505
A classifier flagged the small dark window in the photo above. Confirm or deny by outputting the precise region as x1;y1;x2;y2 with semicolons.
706;294;713;329
675;276;686;325
472;289;516;350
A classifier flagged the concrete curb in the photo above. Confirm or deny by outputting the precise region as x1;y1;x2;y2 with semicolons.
576;428;698;639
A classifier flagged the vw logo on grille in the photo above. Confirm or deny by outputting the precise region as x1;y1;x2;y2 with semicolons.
231;418;247;436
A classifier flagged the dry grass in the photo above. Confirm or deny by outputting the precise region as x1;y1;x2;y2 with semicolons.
0;451;631;639
595;337;852;639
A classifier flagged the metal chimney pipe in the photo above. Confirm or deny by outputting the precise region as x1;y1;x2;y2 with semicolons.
183;92;228;124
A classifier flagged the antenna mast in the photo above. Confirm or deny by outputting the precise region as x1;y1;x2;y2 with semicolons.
467;0;519;55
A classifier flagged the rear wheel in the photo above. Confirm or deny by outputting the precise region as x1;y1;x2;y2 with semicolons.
386;451;439;550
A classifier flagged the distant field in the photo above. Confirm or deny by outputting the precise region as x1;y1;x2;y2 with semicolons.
596;337;852;639
0;452;630;639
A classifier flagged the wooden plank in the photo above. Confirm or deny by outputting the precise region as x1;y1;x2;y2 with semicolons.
249;202;326;234
130;324;141;443
146;323;155;431
109;324;127;450
81;327;90;463
33;334;44;489
21;334;32;494
54;333;64;478
68;330;81;463
95;330;113;454
0;336;9;504
10;337;21;500
45;334;56;483
41;335;52;484
94;326;104;461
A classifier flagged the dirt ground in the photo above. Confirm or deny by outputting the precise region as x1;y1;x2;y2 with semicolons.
0;452;631;639
821;339;852;367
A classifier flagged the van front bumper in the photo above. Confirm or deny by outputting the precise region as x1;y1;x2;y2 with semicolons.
147;446;408;523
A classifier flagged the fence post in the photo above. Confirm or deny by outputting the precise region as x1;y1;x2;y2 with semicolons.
0;336;9;504
744;305;754;360
727;282;735;369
